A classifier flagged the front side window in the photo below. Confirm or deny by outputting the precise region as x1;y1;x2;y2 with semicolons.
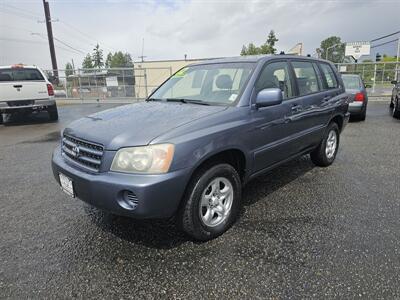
255;61;293;99
292;61;320;96
320;63;338;89
0;68;45;82
151;63;255;105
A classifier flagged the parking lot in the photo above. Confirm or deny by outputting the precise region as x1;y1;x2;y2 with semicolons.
1;101;399;298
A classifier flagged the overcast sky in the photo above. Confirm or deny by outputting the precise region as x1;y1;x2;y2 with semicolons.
0;0;399;69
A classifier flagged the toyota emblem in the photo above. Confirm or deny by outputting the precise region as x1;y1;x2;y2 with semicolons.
71;145;80;158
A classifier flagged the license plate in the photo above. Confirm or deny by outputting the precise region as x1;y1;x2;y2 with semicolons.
59;173;75;197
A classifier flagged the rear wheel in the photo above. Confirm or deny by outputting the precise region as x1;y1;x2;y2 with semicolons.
179;163;241;241
0;113;3;124
48;104;58;121
310;122;339;167
390;97;394;108
393;98;400;119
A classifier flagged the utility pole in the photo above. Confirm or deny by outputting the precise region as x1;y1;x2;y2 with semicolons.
42;0;58;82
138;38;146;62
396;37;400;80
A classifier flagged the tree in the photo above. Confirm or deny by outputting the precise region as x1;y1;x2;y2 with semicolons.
82;54;93;69
317;36;345;63
104;51;134;68
65;62;74;77
92;43;104;68
260;30;278;54
240;30;279;56
105;52;113;68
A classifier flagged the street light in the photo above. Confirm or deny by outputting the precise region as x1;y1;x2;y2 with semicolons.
325;43;342;60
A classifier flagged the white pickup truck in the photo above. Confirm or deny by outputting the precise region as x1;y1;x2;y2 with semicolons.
0;64;58;124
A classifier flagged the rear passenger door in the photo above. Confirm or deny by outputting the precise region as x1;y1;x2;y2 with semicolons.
318;63;342;123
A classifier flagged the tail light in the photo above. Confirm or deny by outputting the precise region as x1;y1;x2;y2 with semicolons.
47;84;54;96
354;92;364;102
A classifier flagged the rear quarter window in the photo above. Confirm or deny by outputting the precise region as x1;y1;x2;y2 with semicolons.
319;63;338;89
0;68;45;82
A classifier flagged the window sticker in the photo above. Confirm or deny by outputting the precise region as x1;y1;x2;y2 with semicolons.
173;67;188;78
229;94;238;101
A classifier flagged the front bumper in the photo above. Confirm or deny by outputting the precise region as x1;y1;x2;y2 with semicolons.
0;99;55;112
51;146;191;219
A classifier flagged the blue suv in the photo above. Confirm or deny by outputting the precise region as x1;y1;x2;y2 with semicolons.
52;55;350;240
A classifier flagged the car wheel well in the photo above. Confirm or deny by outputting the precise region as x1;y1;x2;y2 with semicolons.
330;115;343;132
191;149;246;183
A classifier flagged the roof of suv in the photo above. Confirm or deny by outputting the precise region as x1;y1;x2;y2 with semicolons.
190;55;331;65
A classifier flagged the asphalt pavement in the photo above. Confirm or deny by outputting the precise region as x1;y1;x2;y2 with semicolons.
1;101;399;298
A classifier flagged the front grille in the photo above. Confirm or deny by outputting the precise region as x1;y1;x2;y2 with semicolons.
62;134;104;172
7;100;34;107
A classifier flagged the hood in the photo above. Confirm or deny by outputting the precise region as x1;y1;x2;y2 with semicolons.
64;101;227;150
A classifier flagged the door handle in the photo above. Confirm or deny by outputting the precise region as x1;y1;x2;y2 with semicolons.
13;85;22;88
323;96;331;102
291;104;302;112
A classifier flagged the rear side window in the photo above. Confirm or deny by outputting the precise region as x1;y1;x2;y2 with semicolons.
342;75;362;90
291;61;320;96
320;63;338;89
0;68;45;82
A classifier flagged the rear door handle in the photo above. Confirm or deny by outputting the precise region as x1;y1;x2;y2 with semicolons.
323;96;331;102
13;85;22;88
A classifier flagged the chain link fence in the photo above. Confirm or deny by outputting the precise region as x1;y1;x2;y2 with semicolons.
44;67;173;101
336;61;399;97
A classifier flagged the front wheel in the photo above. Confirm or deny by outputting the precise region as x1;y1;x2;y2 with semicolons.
0;113;3;124
310;122;340;167
179;163;241;241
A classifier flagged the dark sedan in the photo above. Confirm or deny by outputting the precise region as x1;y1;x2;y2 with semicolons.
341;74;368;121
390;79;400;119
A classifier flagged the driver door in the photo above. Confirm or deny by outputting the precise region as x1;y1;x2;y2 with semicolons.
249;60;305;173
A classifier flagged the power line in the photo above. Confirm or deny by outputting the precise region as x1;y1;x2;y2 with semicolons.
2;3;42;18
0;37;82;54
53;37;85;54
371;38;398;49
370;31;400;43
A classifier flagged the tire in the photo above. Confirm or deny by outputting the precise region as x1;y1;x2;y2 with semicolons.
359;107;366;121
179;163;242;241
48;104;59;121
0;113;3;124
310;122;340;167
393;98;400;119
390;97;394;109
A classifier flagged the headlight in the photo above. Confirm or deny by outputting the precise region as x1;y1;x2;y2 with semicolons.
111;144;174;174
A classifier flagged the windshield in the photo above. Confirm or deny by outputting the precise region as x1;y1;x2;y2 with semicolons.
342;75;362;90
0;68;45;82
150;62;255;105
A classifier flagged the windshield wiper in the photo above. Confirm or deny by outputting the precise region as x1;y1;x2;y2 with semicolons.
166;98;210;106
146;97;162;102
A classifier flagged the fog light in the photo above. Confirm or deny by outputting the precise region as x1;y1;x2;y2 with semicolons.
118;190;139;210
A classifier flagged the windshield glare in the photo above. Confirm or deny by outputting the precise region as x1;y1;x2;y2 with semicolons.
151;63;255;105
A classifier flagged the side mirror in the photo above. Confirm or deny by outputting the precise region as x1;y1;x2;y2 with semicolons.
365;84;372;88
255;88;283;108
391;80;397;85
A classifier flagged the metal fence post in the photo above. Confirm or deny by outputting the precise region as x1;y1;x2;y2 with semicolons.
122;69;126;97
372;63;377;93
144;68;148;99
381;63;385;84
77;68;83;102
